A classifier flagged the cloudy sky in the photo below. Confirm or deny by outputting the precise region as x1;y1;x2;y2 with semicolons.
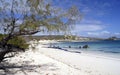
52;0;120;38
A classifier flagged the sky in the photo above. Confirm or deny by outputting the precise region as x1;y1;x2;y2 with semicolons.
1;0;120;38
52;0;120;38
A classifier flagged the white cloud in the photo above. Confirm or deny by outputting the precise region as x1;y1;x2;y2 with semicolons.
81;19;102;24
114;32;120;35
87;31;110;36
87;31;120;38
72;18;109;37
73;24;104;32
87;32;100;36
81;7;91;13
101;31;110;34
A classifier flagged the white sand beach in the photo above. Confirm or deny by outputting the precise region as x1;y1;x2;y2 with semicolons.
37;40;120;75
0;41;85;75
1;40;120;75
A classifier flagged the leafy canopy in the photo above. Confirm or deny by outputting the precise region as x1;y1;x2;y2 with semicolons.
0;0;82;63
0;0;81;37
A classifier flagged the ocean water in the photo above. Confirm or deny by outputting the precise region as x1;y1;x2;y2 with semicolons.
50;40;120;59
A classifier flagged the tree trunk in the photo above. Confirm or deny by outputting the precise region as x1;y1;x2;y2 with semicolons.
0;50;8;63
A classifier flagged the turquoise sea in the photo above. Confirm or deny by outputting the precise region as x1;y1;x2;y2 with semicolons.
50;40;120;59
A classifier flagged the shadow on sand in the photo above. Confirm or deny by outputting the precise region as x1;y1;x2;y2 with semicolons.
0;61;59;75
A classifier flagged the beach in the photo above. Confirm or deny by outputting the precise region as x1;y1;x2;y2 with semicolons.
0;40;86;75
1;40;120;75
37;42;120;75
0;0;119;75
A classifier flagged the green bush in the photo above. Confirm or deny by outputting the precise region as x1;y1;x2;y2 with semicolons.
0;34;29;49
0;34;6;40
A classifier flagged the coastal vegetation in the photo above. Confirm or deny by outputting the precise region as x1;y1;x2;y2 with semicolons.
0;0;81;63
0;34;29;49
106;36;119;40
24;35;103;42
25;35;77;40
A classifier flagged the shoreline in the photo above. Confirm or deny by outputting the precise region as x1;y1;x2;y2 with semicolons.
49;47;120;61
36;42;120;75
1;44;84;75
46;40;120;60
38;40;120;62
2;40;120;75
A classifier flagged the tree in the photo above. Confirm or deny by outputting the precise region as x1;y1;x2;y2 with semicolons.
0;0;82;62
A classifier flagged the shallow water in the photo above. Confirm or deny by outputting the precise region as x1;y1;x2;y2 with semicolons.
50;40;120;59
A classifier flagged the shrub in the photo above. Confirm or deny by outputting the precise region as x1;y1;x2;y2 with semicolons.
0;34;29;49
